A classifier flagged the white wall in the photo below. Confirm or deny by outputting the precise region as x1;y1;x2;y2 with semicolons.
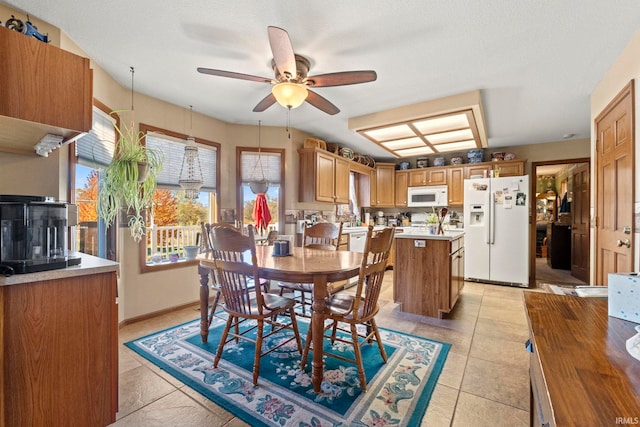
591;28;640;275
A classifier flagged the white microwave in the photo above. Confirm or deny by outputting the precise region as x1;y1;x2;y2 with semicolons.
407;185;448;207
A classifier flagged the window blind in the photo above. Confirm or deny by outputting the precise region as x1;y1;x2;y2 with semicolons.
240;151;281;184
145;132;217;191
76;106;116;167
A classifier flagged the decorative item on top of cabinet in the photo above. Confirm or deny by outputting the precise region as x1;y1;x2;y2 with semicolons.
0;26;92;156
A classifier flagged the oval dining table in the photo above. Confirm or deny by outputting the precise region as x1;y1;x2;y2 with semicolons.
198;245;363;393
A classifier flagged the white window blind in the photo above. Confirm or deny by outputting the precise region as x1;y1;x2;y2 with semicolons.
240;151;281;184
76;106;116;167
145;132;217;191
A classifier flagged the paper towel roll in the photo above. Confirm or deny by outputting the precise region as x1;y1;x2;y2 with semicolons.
364;212;370;225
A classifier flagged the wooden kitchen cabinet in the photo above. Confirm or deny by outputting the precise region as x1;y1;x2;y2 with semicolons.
492;159;524;176
0;266;118;427
299;148;350;204
465;163;492;179
372;163;396;207
393;235;464;318
0;26;93;156
464;159;525;178
395;170;409;207
409;168;447;186
447;166;465;206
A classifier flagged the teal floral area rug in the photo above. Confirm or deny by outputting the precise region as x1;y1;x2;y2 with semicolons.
125;316;450;427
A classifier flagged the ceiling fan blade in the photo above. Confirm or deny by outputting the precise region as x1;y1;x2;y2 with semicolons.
197;68;271;83
267;26;297;79
306;90;340;115
253;93;277;112
307;70;377;87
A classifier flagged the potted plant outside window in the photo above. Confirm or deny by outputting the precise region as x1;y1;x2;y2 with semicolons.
97;117;163;242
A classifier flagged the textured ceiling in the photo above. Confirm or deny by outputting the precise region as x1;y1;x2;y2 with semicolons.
3;0;639;160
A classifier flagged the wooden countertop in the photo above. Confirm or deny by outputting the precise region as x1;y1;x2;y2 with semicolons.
524;292;640;426
0;253;119;286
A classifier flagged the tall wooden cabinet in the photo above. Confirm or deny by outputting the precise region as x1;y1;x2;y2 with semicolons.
447;166;465;206
0;264;119;427
371;163;396;207
395;171;409;207
0;26;93;156
299;148;350;203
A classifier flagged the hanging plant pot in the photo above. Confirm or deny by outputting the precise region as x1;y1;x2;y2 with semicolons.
137;161;150;182
249;180;269;194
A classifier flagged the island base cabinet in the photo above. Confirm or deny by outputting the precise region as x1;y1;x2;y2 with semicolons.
1;272;118;427
393;237;462;318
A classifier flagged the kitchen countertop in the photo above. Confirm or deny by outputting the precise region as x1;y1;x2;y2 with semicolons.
341;225;464;240
0;252;119;286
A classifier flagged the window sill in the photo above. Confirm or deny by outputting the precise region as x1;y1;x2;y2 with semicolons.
140;258;199;273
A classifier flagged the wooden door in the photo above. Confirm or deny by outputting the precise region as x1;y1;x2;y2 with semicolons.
375;163;396;206
595;81;634;286
447;167;464;206
315;152;336;203
409;170;427;186
334;157;350;204
571;164;590;282
426;168;447;185
395;171;408;207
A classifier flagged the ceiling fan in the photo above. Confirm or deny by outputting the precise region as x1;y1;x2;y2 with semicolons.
197;26;377;115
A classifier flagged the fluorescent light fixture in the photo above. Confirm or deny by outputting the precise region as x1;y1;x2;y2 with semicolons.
394;146;434;157
349;90;487;158
381;137;425;150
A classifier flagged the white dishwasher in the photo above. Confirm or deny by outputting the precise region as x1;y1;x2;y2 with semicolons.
348;231;367;253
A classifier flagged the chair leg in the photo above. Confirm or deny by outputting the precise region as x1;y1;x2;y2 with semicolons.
214;315;234;368
300;322;313;371
370;318;388;362
288;308;304;355
207;289;222;327
253;320;264;386
350;323;367;392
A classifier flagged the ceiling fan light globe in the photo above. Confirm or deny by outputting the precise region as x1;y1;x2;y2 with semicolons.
272;82;308;109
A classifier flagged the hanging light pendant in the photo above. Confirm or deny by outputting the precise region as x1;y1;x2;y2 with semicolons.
249;120;269;195
178;105;204;199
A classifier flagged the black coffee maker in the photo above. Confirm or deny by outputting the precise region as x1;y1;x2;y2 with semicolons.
0;195;79;274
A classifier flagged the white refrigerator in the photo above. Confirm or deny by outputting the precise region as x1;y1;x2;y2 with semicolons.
463;175;529;287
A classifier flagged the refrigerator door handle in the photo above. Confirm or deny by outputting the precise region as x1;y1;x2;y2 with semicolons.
490;191;496;244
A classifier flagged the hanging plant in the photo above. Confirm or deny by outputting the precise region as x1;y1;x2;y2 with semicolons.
97;116;163;242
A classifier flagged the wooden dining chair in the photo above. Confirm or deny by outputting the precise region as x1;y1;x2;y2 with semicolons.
210;224;303;386
200;222;269;340
277;221;344;317
300;224;395;392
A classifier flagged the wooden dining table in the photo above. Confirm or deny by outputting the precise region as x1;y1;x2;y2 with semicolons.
197;245;363;393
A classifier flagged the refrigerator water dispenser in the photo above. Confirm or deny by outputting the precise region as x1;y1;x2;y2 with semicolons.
469;205;485;225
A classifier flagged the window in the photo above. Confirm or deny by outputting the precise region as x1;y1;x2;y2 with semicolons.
237;147;285;233
72;102;118;261
139;124;220;271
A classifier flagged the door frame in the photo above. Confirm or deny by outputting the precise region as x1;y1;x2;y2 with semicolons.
530;158;590;286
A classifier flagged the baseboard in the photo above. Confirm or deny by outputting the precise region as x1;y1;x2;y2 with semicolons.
119;300;200;328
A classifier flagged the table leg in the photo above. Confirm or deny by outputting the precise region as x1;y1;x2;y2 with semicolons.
198;265;210;343
311;274;329;393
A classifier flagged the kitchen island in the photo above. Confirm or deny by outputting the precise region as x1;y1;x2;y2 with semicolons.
393;229;465;318
0;253;119;427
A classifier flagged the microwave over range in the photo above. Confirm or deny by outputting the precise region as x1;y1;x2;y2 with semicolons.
407;185;448;207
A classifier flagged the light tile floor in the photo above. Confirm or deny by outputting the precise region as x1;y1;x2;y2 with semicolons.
111;273;534;427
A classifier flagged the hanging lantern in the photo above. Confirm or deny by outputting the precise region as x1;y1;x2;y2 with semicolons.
178;106;204;199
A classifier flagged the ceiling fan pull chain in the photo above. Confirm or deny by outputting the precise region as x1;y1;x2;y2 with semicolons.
286;107;291;141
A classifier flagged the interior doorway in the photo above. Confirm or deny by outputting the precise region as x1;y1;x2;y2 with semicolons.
530;158;590;287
